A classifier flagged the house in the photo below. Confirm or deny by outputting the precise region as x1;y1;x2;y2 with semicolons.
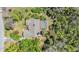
22;18;48;38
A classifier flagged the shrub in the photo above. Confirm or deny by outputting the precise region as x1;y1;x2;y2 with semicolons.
31;14;39;19
10;33;21;41
4;43;19;52
31;8;43;14
19;38;41;52
5;38;41;52
40;15;46;20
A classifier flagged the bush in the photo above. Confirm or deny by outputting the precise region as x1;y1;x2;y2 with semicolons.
10;33;21;41
31;14;39;19
10;9;23;21
5;38;41;52
40;15;46;20
19;38;41;52
11;13;20;21
31;8;43;14
4;43;19;52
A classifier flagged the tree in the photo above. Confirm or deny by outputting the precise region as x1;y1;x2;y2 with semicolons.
43;7;79;52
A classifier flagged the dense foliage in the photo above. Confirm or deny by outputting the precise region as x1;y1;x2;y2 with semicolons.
42;7;79;52
10;8;45;21
19;38;41;52
5;38;41;52
4;7;79;52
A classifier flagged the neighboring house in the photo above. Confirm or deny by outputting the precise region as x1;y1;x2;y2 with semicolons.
22;18;48;38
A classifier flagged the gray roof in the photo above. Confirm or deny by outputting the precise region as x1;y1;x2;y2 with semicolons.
23;18;47;38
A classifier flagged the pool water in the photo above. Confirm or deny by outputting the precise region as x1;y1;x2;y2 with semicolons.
41;20;47;30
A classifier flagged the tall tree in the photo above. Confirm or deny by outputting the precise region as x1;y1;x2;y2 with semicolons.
43;7;79;52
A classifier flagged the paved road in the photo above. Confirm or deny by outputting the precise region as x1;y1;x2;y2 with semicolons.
0;8;4;52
